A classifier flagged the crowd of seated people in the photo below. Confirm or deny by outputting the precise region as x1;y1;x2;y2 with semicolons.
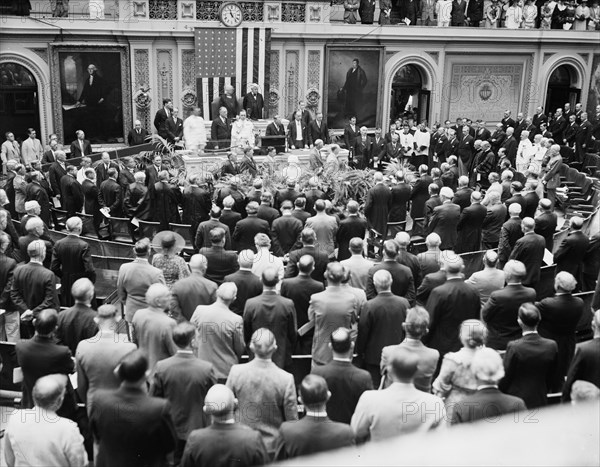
1;99;600;466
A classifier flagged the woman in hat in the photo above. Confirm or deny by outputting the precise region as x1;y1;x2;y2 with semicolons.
574;0;591;29
151;231;190;289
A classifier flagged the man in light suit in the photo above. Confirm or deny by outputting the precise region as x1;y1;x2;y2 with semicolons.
351;347;446;443
499;303;558;409
243;267;297;372
340;237;373;290
305;199;338;258
380;306;439;392
69;130;92;158
275;375;354;460
170;254;217;322
466;250;506;306
117;238;166;323
150;322;216;464
481;260;536;351
226;328;298;457
309;263;359;367
356;269;410;387
451;348;526;424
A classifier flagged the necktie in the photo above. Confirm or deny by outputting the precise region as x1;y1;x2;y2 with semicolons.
137;129;140;134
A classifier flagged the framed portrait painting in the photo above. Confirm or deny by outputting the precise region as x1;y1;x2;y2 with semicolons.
50;44;131;145
324;46;384;130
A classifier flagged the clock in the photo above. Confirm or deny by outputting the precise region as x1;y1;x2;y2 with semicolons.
219;2;243;27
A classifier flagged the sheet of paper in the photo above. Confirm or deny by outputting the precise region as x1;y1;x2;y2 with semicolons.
543;249;554;266
298;321;315;337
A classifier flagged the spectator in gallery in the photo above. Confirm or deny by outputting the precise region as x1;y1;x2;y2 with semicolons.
242;83;264;120
218;84;241;119
522;0;538;28
466;0;484;26
379;0;392;24
151;231;190;290
451;0;467;26
437;0;453;26
359;0;376;24
422;0;437;25
1;131;21;167
128;119;148;146
183;107;207;152
343;0;360;23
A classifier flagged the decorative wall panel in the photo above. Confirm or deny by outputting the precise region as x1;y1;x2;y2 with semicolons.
306;50;321;112
181;49;196;118
285;50;299;117
156;49;173;110
29;48;48;64
268;50;280;117
134;49;151;130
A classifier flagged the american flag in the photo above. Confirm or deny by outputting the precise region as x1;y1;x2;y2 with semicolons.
195;27;272;119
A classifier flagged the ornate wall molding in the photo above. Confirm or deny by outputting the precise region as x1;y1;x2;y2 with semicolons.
134;49;151;131
0;52;50;141
28;48;48;64
285;50;300;117
425;51;439;65
268;50;280;117
543;52;555;65
181;49;196;117
307;50;321;112
156;49;173;109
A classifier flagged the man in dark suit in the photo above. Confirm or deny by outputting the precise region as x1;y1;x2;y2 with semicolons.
198;227;238;285
231;202;270;252
352;126;372;170
508;217;546;287
288;110;309;149
428;187;461;251
550;108;567;145
69;130;92;159
127;119;148;146
144;154;167;188
536;271;585;391
456;191;486;253
0;232;18;340
124;171;151;223
500;109;516;131
451;348;526;424
456;126;474;176
82;169;102;234
380;133;402;165
409;165;433;226
275;374;354;460
311;328;373;424
242;84;264;120
170;254;217;322
451;176;473;212
165;108;184;145
55;278;98;353
562;310;600;401
542;145;562;209
500;127;518;164
16;309;78;421
243;268;297;372
482;260;537;350
366;240;415;303
210;106;232;149
154;98;174;139
285;228;329;282
356;269;409;387
220;196;243;236
182;174;211;245
424;255;480;357
50;217;96;307
60;166;84;219
522;180;540;219
489;123;507;154
224;251;263;316
275;180;300;211
343;116;360;153
271;201;303;257
265;114;286;138
308;112;330;145
499;303;558;409
90;350;177;467
48;151;68;201
194;207;232;251
257;192;280;226
388;171;411;225
98;167;123;218
504;182;527;215
534;198;558;251
41;140;58;165
95;152;119;188
532;106;548;129
336;200;367;261
181;384;268;466
498;203;523;267
150;322;216;464
364;172;391;238
554;216;589;285
117;157;136;192
151;171;182;231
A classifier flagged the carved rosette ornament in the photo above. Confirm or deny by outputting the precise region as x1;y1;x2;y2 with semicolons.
134;88;152;109
269;89;280;106
181;88;198;109
306;88;320;107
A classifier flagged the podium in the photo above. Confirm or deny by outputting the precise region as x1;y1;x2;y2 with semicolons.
260;135;286;153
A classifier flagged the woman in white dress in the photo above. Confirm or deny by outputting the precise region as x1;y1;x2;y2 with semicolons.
230;110;255;149
182;107;207;152
504;0;523;28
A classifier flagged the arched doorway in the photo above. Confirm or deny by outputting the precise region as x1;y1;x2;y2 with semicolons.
0;62;40;144
390;64;430;124
545;65;581;115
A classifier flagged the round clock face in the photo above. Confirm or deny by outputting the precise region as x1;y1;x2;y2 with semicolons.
220;2;243;27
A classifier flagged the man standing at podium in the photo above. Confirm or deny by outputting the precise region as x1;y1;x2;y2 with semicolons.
243;84;264;120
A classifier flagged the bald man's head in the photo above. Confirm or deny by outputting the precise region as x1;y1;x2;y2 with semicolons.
297;254;315;274
189;254;208;273
216;282;237;303
395;231;410;247
261;267;279;288
238;250;254;269
325;262;345;285
32;374;67;411
204;384;236;418
250;328;277;358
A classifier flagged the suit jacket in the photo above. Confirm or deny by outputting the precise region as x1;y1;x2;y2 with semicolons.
500;333;558;409
95;162;119;187
275;415;354;460
305;213;338;257
481;284;537;350
48;162;67;198
90;386;177;467
182;423;268;467
69;139;92;158
132;308;177;376
165;116;183;143
416;269;446;306
41;149;56;165
181;185;211;232
257;204;280;226
242;92;264;119
535;212;558;252
532;113;548;128
285;245;329;283
82;179;101;219
311;360;373;424
309;286;358;365
388;183;411;224
50;234;96;307
287;120;308;148
364;183;391;236
210;116;232;147
117;259;166;322
272;215;303;257
243;291;297;370
224;269;263;315
16;335;76;418
356;292;409;365
456;203;487;253
56;303;98;354
353;136;373;168
220;209;242;234
409;175;432;219
563;338;600;401
451;387;526;424
232;215;270;252
336;215;368;261
60;175;84;218
226;359;298;454
150;352;216;440
554;230;589;281
550;116;567;143
501;136;518;163
456;134;474;166
509;232;546;286
366;260;415;304
128;127;148;146
482;203;507;244
280;274;324;331
498;217;523;265
343;124;360;151
10;262;59;319
522;191;540;219
424;278;480;356
428;202;461;250
151;181;182;228
154;107;171;138
265;121;286;137
117;168;135;191
198;245;239;285
308;119;331;145
0;253;17;313
536;294;585;387
424;195;442;226
451;187;472;212
170;273;217;322
380;339;440;392
98;178;123;217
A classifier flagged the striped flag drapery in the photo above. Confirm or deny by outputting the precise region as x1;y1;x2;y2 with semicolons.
194;27;272;120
